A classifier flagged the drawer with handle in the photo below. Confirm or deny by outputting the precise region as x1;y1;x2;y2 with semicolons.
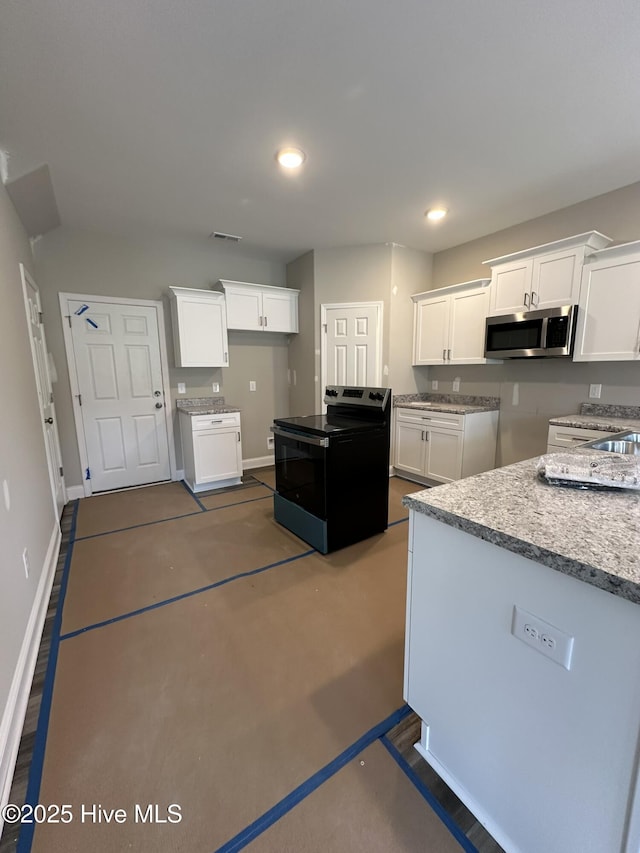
187;412;241;431
546;424;617;450
396;407;464;431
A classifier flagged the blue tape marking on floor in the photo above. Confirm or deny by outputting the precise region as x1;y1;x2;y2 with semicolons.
74;509;203;541
59;548;316;641
388;516;409;527
179;478;207;511
214;704;413;853
379;735;479;853
17;501;80;853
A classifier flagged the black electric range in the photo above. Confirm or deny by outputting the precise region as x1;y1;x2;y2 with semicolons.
271;385;391;553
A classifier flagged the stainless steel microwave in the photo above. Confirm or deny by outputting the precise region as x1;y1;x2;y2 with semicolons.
484;305;577;358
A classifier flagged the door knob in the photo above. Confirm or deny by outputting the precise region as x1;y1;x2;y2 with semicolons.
44;417;54;424
155;402;163;409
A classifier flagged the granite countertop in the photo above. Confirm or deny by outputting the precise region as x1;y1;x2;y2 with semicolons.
403;451;640;605
549;402;640;433
393;393;500;415
176;396;241;415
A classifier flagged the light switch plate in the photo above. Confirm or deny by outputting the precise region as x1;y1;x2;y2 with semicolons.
589;383;602;399
212;382;220;393
249;380;257;392
431;380;438;390
177;382;186;394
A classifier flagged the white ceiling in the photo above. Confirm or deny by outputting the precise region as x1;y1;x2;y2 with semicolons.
1;0;640;261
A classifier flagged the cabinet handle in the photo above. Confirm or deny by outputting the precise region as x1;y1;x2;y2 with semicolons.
264;315;268;327
210;419;223;424
531;290;538;306
421;430;424;441
424;431;429;441
442;348;446;361
636;318;640;353
447;348;451;361
224;351;228;363
259;315;263;326
524;292;530;309
237;431;241;442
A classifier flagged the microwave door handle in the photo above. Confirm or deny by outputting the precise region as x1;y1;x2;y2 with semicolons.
540;316;549;348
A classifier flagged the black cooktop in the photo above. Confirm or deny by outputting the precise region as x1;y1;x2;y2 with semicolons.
273;414;383;438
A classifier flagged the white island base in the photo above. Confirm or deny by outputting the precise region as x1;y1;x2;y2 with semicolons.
404;511;640;853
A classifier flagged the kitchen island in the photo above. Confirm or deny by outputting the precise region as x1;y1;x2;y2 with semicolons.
402;456;640;853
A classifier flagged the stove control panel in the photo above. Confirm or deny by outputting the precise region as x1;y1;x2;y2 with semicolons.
324;385;390;410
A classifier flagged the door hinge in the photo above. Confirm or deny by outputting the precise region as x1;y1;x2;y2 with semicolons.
38;311;43;324
59;466;64;477
50;392;54;403
323;323;327;332
76;393;82;406
67;315;72;328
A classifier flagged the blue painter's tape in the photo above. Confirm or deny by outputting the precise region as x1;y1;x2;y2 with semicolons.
215;705;413;853
379;735;479;853
179;478;207;511
73;304;89;315
85;467;91;480
85;317;99;329
17;501;80;853
60;548;316;641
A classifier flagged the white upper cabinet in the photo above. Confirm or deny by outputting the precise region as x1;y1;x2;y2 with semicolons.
484;231;612;316
169;286;229;368
412;279;497;366
574;240;640;362
215;280;299;333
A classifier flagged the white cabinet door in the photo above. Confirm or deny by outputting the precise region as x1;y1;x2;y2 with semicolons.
262;289;298;333
193;427;242;484
574;252;640;362
169;288;229;367
225;288;262;331
413;295;449;365
489;259;532;315
424;428;463;483
531;248;582;310
449;287;491;363
395;421;426;476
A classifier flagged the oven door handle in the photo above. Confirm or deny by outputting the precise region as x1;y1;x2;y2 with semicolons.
270;425;329;448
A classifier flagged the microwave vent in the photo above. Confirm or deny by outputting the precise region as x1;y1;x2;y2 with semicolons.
209;231;242;242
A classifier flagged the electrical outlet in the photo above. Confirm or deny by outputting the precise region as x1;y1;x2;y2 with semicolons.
249;380;257;392
589;383;602;399
177;382;186;394
267;436;274;450
22;547;29;579
511;605;574;670
431;380;438;391
452;377;461;392
212;382;220;393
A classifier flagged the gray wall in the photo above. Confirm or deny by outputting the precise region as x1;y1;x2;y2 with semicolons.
428;180;640;465
0;184;57;752
34;227;288;485
286;251;316;417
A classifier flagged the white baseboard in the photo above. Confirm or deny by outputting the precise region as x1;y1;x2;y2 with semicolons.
243;454;274;470
0;522;62;818
65;485;85;500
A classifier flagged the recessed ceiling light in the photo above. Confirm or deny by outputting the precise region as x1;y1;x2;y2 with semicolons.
425;207;448;222
276;147;306;169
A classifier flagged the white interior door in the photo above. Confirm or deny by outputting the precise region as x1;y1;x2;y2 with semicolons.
322;303;382;395
67;298;171;492
21;265;66;517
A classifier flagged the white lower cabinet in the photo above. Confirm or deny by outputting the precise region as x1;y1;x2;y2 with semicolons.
546;423;617;454
394;407;498;484
180;411;242;492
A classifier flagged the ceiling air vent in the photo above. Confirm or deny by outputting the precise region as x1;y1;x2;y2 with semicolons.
209;231;242;243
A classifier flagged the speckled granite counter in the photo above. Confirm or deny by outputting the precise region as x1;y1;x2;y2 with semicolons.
394;393;500;415
403;453;640;604
176;396;241;415
550;402;640;434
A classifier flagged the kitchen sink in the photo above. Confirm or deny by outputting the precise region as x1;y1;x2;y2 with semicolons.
585;430;640;454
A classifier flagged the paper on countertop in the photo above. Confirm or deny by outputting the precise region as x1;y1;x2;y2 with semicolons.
537;452;640;491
